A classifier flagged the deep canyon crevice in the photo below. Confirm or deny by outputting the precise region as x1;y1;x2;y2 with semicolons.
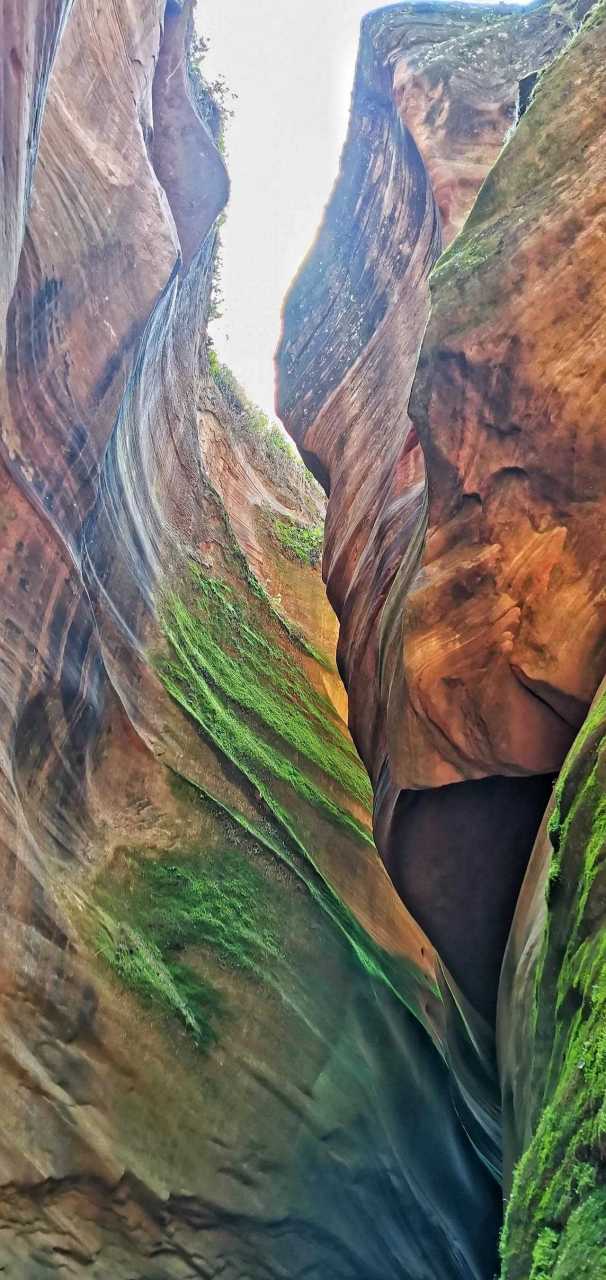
0;0;605;1277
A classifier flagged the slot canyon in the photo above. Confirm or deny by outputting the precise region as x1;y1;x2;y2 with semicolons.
0;0;605;1276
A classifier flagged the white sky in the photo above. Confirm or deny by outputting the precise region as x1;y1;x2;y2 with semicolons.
198;1;375;415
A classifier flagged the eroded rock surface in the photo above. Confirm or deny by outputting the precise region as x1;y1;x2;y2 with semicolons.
279;0;606;1273
2;0;606;1275
277;2;595;1024
0;1;499;1276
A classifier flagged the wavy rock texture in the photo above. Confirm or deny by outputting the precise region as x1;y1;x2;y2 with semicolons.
277;0;589;1017
400;0;606;1023
492;12;606;1275
3;0;605;1277
0;1;502;1277
278;0;606;1274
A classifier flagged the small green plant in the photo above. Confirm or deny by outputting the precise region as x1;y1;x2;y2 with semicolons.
528;1228;559;1280
273;517;324;567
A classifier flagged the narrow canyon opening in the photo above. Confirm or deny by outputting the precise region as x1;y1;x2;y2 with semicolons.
0;1;605;1278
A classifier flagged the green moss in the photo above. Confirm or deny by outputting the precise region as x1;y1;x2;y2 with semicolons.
208;510;332;670
528;1227;559;1280
272;517;324;567
430;226;503;289
157;568;372;818
167;771;440;1019
97;763;437;1055
127;857;282;968
141;569;437;1039
500;689;606;1278
96;850;282;1051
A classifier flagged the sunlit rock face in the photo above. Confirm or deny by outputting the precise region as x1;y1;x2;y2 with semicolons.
278;0;578;782
402;12;606;792
388;0;606;1023
0;1;502;1277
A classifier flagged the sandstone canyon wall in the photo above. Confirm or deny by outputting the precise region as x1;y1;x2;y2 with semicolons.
0;0;498;1276
0;0;605;1277
278;0;606;1277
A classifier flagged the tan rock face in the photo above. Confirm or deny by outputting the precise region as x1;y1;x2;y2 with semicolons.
277;0;582;782
3;0;605;1274
0;0;73;339
403;17;606;789
152;4;228;267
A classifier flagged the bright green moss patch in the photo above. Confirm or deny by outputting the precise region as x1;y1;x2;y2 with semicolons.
97;850;282;1051
157;568;372;821
528;1227;559;1280
272;517;324;567
500;689;606;1278
126;857;282;969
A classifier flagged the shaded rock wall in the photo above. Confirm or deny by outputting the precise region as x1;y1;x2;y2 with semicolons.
498;678;606;1278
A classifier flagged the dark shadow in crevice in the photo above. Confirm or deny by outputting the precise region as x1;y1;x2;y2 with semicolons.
387;773;554;1020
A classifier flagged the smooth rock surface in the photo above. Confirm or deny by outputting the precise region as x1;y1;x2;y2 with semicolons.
2;0;605;1275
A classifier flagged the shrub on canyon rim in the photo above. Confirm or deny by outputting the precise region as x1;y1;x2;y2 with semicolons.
187;31;235;152
207;347;321;505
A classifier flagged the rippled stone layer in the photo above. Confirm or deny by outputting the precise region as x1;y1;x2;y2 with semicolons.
2;0;605;1275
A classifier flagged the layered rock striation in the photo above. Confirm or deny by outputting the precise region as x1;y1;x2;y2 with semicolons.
279;0;606;1274
0;0;433;1273
0;1;501;1276
278;0;593;1010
